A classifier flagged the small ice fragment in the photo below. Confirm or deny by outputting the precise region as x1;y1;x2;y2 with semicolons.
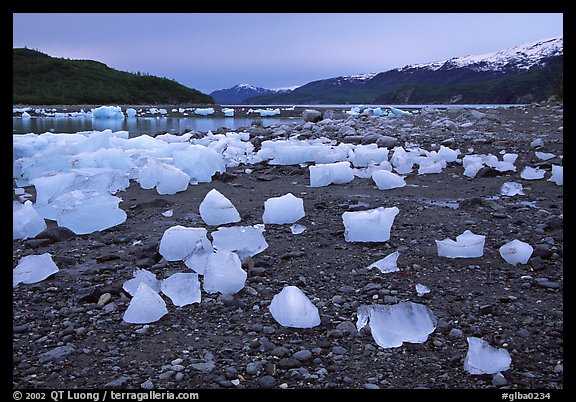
268;285;320;328
122;269;162;296
290;224;306;234
464;337;511;374
199;189;241;226
356;302;436;348
530;138;544;148
342;207;399;242
262;193;305;224
162;209;173;217
436;230;485;258
367;251;400;273
161;272;201;306
520;166;545;180
500;182;524;196
202;251;247;295
211;226;268;260
372;170;406;190
13;253;59;287
535;151;555;161
123;282;168;324
415;283;430;297
499;239;533;266
548;165;563;186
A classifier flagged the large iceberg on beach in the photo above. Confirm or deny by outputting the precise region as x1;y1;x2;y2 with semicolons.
309;161;355;187
262;193;305;224
202;251;247;295
269;285;320;328
356;302;436;348
464;337;511;375
13;253;59;287
123;282;168;324
342;207;399;242
436;230;485;258
199;189;241;226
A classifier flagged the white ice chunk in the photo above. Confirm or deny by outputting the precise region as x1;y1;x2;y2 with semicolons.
464;337;512;375
437;145;460;163
367;251;400;273
436;230;485;258
222;108;235;117
415;283;430;297
390;107;411;117
21;111;31;119
199;189;241;226
349;145;389;168
173;146;225;183
162;209;173;217
122;269;162;296
161;272;201;306
356;302;436;348
309;161;355;187
123;282;168;324
194;108;215;116
290;224;306;234
520;166;545;180
13;200;47;240
417;158;443;174
138;159;190;195
13;253;59;287
530;138;544;148
499;239;533;266
159;226;213;274
535;151;555;161
211;226;268;260
268;285;320;328
548;165;563;186
91;105;124;119
126;108;137;118
262;193;305;224
342;207;399;242
203;251;247;295
372;170;406;190
500;182;524;196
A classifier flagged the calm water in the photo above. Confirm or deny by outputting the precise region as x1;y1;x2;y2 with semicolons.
12;116;303;137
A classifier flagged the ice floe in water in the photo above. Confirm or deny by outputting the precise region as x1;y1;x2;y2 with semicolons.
415;283;431;297
367;251;400;273
91;105;124;119
436;230;485;258
202;251;247;295
161;272;201;306
269;285;321;328
342;207;399;242
520;166;545;180
500;181;524;196
123;282;168;324
199;189;241;226
211;226;268;260
464;337;512;374
309;161;355;187
371;170;406;190
499;239;533;266
262;193;305;224
159;226;213;274
356;302;436;348
122;269;162;296
13;253;59;287
548;165;563;185
13;200;47;240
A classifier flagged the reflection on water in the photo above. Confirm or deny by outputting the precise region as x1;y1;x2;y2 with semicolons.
13;116;302;138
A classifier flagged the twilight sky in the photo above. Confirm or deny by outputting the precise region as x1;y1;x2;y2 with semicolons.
13;13;563;94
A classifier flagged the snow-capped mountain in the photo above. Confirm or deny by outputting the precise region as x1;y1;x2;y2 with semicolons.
210;84;298;104
399;34;563;73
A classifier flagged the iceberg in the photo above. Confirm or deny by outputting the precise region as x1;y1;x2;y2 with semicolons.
122;269;162;297
137;158;190;195
372;170;406;190
211;226;268;260
309;161;355;187
500;182;524;196
356;302;436;348
194;108;215;116
161;272;201;306
262;193;305;224
269;285;320;328
390;107;411;117
548;165;563;186
499;239;533;266
367;251;400;273
520;166;545;180
199;189;241;226
464;337;512;375
123;282;168;324
13;200;47;240
159;226;213;274
342;207;399;242
436;230;485;258
202;251;247;295
91;105;124;119
126;108;137;118
13;253;59;287
222;108;235;117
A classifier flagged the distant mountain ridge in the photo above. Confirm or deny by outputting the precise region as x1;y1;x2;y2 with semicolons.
13;48;214;105
239;34;563;105
210;84;296;104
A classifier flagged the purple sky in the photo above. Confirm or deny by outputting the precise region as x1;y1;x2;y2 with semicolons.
13;13;563;94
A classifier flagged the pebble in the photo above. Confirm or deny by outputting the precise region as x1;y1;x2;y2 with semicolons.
271;346;290;358
140;380;154;389
364;383;380;389
39;345;75;363
278;358;301;369
257;375;277;388
332;346;348;355
158;371;174;381
104;376;131;389
246;362;263;375
492;372;507;387
293;349;313;362
534;278;561;289
448;328;464;339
